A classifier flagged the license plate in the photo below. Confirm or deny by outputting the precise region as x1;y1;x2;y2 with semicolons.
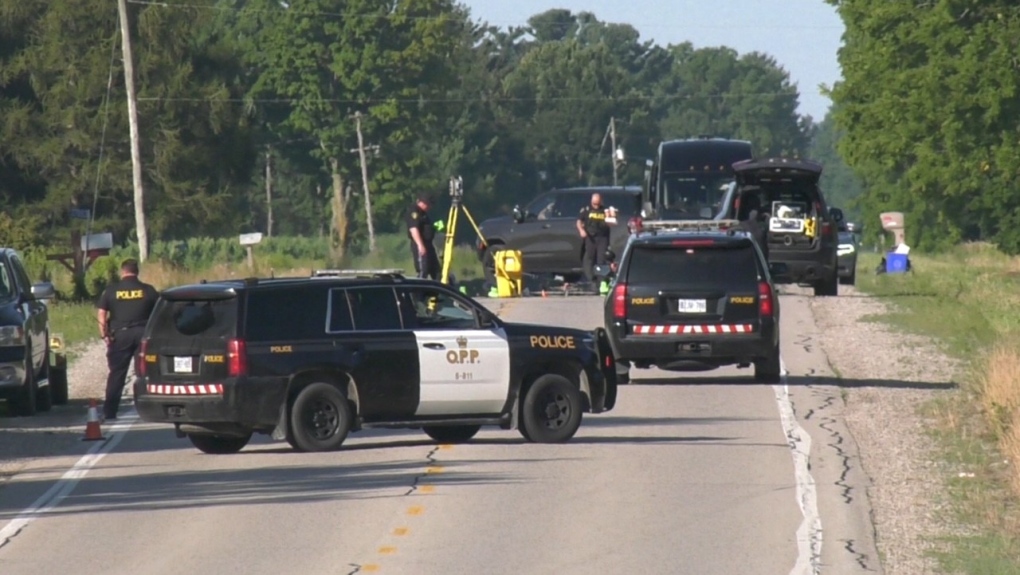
174;356;193;373
677;299;707;313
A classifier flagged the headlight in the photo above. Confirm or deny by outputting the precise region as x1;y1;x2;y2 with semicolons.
0;326;26;347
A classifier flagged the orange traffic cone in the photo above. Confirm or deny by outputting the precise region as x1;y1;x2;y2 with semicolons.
83;399;106;442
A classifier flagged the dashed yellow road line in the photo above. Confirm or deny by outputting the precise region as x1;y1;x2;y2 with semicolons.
418;485;435;494
438;444;455;451
361;565;380;573
425;466;444;474
393;527;409;536
378;546;397;555
407;505;425;516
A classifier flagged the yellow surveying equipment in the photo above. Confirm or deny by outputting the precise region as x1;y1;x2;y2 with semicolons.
440;176;486;286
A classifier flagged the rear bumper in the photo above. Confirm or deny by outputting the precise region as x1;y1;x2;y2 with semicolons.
605;321;777;367
134;376;287;430
770;249;836;284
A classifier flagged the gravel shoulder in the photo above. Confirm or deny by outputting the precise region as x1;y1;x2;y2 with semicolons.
809;285;961;575
0;339;116;484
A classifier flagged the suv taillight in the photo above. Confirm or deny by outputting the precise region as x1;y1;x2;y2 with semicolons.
227;339;247;377
137;338;149;377
759;281;774;317
612;283;628;320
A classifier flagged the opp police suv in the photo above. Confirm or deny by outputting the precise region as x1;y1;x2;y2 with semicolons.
134;269;617;454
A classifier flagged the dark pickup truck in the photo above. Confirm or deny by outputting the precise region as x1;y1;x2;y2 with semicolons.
476;186;642;284
0;247;68;416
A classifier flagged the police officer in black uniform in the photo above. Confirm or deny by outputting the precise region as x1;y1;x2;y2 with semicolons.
96;259;159;420
406;193;439;280
577;192;614;284
736;192;769;261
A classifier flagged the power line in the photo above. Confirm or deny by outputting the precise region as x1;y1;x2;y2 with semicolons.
125;0;843;29
136;91;816;105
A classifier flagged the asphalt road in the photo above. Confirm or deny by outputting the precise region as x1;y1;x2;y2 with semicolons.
0;291;881;575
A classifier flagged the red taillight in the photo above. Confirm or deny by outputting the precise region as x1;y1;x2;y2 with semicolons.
627;217;643;234
137;338;149;377
612;283;628;320
227;339;247;377
759;281;774;317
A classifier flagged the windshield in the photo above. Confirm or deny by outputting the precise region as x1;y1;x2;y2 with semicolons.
659;174;735;218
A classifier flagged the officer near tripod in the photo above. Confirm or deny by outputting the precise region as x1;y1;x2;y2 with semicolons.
577;192;616;290
406;193;440;280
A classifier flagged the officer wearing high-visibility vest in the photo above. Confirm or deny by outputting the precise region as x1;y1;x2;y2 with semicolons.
576;192;615;285
96;259;159;421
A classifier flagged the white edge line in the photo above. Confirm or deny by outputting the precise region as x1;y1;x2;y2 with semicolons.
0;409;139;550
774;358;823;575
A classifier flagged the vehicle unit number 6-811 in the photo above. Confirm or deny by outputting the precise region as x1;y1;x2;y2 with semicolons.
677;299;707;314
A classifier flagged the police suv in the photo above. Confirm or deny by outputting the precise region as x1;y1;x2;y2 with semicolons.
602;220;783;383
134;270;618;454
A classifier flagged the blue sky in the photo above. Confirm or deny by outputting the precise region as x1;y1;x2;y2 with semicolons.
462;0;845;121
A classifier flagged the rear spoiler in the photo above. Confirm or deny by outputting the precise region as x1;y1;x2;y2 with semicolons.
638;219;741;234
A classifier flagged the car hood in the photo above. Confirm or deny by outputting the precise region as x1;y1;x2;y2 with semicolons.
733;158;823;187
0;301;24;327
478;214;514;233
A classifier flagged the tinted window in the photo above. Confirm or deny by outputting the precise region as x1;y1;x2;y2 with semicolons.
327;289;355;332
150;299;238;338
9;255;32;292
554;193;591;218
525;193;557;221
602;192;640;217
626;243;760;286
398;287;479;330
0;262;14;302
245;286;328;341
348;287;403;331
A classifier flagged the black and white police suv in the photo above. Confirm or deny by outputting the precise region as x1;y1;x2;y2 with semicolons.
601;220;784;383
134;270;618;454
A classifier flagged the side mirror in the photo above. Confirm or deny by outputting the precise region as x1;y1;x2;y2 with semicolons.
768;262;789;278
512;205;525;223
30;282;55;300
699;207;714;219
829;207;845;223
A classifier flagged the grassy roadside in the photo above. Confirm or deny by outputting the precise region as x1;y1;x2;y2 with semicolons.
854;245;1020;572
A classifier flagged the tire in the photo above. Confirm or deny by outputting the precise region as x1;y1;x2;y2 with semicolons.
50;362;69;405
423;425;481;443
813;273;838;297
9;347;38;417
288;382;352;452
520;374;583;444
188;433;252;454
754;344;782;383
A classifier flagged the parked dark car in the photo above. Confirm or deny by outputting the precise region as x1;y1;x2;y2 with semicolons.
717;157;844;296
0;248;66;416
476;186;642;284
837;230;859;285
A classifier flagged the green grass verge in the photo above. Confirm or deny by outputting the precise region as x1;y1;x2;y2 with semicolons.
854;246;1020;572
48;301;99;358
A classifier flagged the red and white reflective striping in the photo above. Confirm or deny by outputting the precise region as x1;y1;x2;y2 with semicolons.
147;384;225;395
632;324;755;335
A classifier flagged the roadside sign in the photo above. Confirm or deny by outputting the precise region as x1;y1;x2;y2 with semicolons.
239;233;263;246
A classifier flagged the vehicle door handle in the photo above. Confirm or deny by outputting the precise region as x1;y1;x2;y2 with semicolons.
423;343;445;350
542;224;551;229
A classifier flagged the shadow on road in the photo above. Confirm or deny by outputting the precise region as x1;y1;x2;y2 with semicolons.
627;374;956;390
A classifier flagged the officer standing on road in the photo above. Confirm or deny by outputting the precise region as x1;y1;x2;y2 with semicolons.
736;193;769;261
577;192;614;286
96;259;159;421
407;193;439;280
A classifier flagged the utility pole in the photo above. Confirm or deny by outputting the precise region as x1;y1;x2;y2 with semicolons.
117;0;147;261
265;145;273;237
609;116;619;186
353;112;377;253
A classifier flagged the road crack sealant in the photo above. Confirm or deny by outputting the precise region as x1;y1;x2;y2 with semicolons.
774;359;823;575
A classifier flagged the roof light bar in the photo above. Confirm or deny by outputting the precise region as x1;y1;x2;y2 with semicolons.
311;269;405;278
639;219;741;233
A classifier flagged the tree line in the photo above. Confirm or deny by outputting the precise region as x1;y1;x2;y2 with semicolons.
0;1;837;260
827;0;1020;252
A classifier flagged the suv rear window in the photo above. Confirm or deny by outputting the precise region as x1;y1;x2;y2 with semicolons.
626;242;760;286
150;298;238;339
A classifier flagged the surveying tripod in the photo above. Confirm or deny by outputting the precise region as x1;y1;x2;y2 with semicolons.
439;176;486;286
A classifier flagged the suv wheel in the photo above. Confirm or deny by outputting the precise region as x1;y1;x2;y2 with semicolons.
188;433;252;454
519;374;582;443
813;273;839;297
9;347;38;417
423;425;481;443
754;344;782;384
50;357;69;405
288;382;352;452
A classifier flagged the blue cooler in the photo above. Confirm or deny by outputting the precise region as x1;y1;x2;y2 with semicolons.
886;253;908;274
